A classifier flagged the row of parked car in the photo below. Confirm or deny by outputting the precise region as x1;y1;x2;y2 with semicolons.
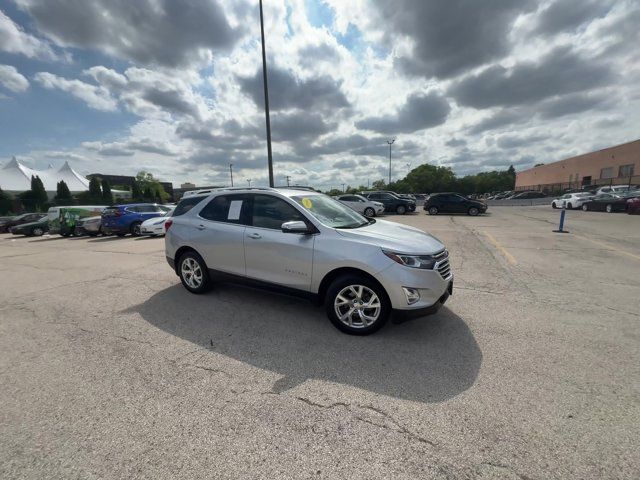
0;203;176;237
551;189;640;213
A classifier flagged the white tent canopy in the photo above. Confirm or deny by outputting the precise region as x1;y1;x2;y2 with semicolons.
1;157;89;192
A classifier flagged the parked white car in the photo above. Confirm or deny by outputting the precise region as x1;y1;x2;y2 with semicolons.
141;207;175;236
595;185;633;196
551;193;593;209
165;188;452;335
336;194;385;217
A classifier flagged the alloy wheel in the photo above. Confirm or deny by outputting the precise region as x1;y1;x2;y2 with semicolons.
364;207;375;217
334;285;381;329
181;258;203;289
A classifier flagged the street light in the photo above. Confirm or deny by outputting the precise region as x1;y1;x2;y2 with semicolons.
247;178;252;187
229;163;234;187
259;0;274;187
387;138;395;185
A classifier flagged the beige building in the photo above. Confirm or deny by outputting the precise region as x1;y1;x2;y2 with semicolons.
516;139;640;192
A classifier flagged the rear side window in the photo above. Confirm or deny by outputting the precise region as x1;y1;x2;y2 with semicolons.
103;207;120;216
199;195;249;224
173;196;207;216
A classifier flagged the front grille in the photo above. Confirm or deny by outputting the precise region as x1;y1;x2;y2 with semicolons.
434;250;452;279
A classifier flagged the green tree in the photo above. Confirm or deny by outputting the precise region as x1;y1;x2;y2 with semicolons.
371;179;386;190
131;180;143;201
19;175;48;211
143;186;154;201
0;187;13;215
135;171;169;202
55;180;73;206
101;178;113;205
88;176;102;201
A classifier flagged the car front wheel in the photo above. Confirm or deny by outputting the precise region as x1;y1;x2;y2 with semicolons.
552;202;557;209
428;206;439;215
325;275;390;335
396;205;407;215
582;204;588;211
606;204;613;213
468;207;479;216
131;221;142;236
179;251;212;294
364;207;375;217
32;227;44;236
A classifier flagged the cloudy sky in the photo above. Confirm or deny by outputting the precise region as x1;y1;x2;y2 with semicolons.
1;0;639;188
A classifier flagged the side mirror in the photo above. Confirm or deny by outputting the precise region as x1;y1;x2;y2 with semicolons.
281;220;310;234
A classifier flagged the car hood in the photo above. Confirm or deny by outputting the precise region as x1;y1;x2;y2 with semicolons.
142;216;167;226
335;219;445;254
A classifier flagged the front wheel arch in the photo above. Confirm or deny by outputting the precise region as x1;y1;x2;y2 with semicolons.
318;267;390;307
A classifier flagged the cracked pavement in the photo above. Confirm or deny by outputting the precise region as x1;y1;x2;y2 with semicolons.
1;206;639;479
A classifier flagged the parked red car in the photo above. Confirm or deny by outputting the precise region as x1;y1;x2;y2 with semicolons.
627;196;640;215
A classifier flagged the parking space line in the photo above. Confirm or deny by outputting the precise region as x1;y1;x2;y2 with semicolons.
483;231;517;266
573;234;640;261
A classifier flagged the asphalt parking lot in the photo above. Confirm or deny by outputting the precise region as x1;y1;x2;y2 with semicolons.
1;206;639;479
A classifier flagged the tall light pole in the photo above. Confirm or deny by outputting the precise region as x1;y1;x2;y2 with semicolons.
247;178;252;187
285;175;291;187
259;0;274;187
229;163;234;187
387;138;395;185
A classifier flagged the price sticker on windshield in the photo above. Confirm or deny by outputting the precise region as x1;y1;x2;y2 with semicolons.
301;198;313;209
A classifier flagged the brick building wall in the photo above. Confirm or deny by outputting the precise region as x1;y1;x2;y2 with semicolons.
515;139;640;192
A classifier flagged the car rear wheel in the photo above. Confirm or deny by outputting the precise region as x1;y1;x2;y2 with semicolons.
396;205;407;215
325;275;390;335
567;202;573;209
364;207;375;217
32;227;44;236
552;202;557;209
606;204;613;213
179;251;212;294
468;207;479;216
428;206;439;215
130;221;142;236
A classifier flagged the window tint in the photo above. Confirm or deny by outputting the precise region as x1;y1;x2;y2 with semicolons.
173;196;207;216
137;205;157;213
199;195;247;224
251;195;304;229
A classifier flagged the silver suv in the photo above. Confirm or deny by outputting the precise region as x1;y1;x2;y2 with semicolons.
165;188;452;335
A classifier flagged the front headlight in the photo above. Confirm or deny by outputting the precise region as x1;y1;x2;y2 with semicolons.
382;250;436;269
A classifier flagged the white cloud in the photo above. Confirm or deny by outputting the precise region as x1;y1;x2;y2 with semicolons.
0;64;29;92
34;72;118;111
0;10;57;60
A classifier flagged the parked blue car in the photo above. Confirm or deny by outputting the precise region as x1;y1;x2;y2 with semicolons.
101;203;169;237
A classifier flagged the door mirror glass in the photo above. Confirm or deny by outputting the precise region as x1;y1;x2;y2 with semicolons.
281;220;310;234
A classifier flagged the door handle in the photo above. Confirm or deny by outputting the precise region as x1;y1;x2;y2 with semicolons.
247;232;262;239
196;224;206;230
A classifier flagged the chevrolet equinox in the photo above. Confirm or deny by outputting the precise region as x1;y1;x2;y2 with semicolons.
165;188;453;335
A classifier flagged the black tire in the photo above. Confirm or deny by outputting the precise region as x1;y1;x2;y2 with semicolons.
32;227;44;236
428;206;439;215
325;275;390;335
567;203;573;210
130;221;142;237
552;202;557;209
396;205;407;215
178;251;212;294
605;204;613;213
116;232;127;237
582;204;588;211
468;207;479;216
364;207;375;217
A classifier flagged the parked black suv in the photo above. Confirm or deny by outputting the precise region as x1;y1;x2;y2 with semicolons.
360;191;416;214
424;193;487;216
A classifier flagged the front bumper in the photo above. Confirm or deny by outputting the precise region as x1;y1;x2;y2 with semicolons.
393;281;452;320
374;260;453;312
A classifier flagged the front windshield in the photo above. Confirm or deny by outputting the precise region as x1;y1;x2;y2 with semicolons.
292;194;370;229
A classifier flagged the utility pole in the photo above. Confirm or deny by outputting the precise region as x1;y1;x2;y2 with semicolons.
387;138;395;185
247;178;252;187
229;163;234;187
342;183;346;193
259;0;274;187
285;175;291;187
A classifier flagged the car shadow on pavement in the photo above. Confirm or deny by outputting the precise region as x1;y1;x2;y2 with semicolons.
126;283;482;403
87;236;128;242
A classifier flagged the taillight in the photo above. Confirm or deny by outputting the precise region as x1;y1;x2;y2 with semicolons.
164;219;173;231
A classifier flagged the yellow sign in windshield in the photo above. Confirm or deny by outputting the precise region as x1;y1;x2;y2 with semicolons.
301;198;313;209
